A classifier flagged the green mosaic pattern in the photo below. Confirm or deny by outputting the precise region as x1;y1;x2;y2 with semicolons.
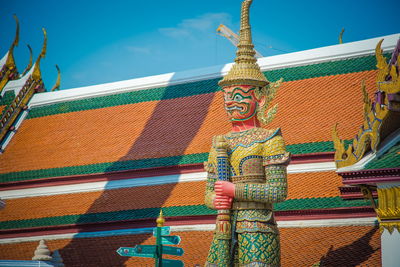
0;91;15;106
0;197;373;230
273;196;374;210
0;141;343;182
287;141;333;154
0;153;209;183
0;91;15;118
287;140;353;154
27;78;220;119
26;54;389;119
364;141;400;169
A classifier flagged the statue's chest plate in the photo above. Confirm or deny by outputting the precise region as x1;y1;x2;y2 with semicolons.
224;128;278;177
228;143;264;176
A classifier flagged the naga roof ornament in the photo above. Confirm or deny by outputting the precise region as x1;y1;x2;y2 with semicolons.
51;64;61;91
32;28;47;83
20;44;33;77
0;15;20;95
0;28;47;149
333;39;400;168
218;0;268;88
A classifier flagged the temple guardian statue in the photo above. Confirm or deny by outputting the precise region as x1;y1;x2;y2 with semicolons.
204;0;290;266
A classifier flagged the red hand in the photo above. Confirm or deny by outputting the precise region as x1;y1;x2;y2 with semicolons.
215;181;235;198
214;195;233;210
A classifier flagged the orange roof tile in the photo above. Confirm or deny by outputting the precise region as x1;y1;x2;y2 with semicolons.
0;171;342;222
287;171;342;199
0;226;380;266
0;70;376;174
0;181;206;222
268;70;378;145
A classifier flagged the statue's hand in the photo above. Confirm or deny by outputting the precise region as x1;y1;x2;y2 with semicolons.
214;195;233;210
215;181;235;198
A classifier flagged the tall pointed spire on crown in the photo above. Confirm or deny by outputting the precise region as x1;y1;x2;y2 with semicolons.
219;0;268;88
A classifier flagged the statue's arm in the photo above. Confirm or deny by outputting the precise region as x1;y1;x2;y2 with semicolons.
234;134;290;203
204;171;217;209
204;140;218;210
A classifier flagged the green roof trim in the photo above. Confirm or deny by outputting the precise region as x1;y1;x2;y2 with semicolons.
0;197;373;230
0;153;209;183
364;141;400;169
0;91;15;106
0;141;339;182
26;53;390;119
287;141;334;154
274;196;374;210
264;53;389;82
27;78;220;119
0;91;15;118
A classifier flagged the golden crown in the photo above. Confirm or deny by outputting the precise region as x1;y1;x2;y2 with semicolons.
218;0;269;88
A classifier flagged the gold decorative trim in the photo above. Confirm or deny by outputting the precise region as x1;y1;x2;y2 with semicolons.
333;39;400;168
218;0;268;88
21;44;33;77
0;28;48;146
338;28;345;44
379;221;400;234
0;15;20;94
256;78;282;125
377;186;400;234
51;65;61;91
32;28;47;82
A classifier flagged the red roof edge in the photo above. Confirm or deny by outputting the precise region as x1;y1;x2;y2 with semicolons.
0;163;205;191
339;186;378;199
0;207;376;239
290;152;334;164
339;168;400;185
0;152;335;191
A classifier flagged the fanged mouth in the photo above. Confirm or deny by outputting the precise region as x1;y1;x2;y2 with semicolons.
225;106;244;112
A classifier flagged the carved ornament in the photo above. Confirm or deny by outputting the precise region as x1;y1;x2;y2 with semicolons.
333;39;400;168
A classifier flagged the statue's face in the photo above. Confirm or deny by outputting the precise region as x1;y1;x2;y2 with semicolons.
222;85;260;121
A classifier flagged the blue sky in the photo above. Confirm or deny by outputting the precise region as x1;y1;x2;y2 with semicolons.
1;0;399;90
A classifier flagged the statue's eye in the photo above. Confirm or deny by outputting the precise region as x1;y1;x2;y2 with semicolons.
234;94;243;101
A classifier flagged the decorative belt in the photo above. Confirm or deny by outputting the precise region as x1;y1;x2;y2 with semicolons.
232;201;272;210
231;175;264;184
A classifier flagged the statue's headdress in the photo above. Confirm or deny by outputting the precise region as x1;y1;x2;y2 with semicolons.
218;0;268;88
219;0;282;125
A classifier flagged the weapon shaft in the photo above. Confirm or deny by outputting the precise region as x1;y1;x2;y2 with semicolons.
215;136;232;266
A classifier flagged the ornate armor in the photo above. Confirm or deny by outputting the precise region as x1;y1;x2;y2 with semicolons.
205;128;289;266
204;1;288;265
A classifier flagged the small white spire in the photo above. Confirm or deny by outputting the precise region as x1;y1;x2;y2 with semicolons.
32;239;52;261
51;250;65;267
0;198;5;210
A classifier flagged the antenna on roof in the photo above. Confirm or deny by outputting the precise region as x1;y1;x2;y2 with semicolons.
216;24;263;58
339;28;345;44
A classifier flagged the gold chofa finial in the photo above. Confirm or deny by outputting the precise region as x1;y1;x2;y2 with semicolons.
218;0;268;88
156;210;165;227
32;28;47;82
10;14;20;52
339;28;345;44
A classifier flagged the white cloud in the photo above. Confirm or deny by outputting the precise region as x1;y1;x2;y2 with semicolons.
159;12;232;39
125;45;151;55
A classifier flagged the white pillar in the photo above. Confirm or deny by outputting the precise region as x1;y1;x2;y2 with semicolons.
377;182;400;267
381;228;400;267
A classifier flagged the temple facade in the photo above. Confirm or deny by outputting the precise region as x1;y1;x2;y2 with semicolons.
0;15;399;266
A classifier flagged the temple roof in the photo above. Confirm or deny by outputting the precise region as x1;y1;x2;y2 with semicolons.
0;52;10;69
0;171;373;231
0;226;381;266
364;141;400;169
1;34;399;183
